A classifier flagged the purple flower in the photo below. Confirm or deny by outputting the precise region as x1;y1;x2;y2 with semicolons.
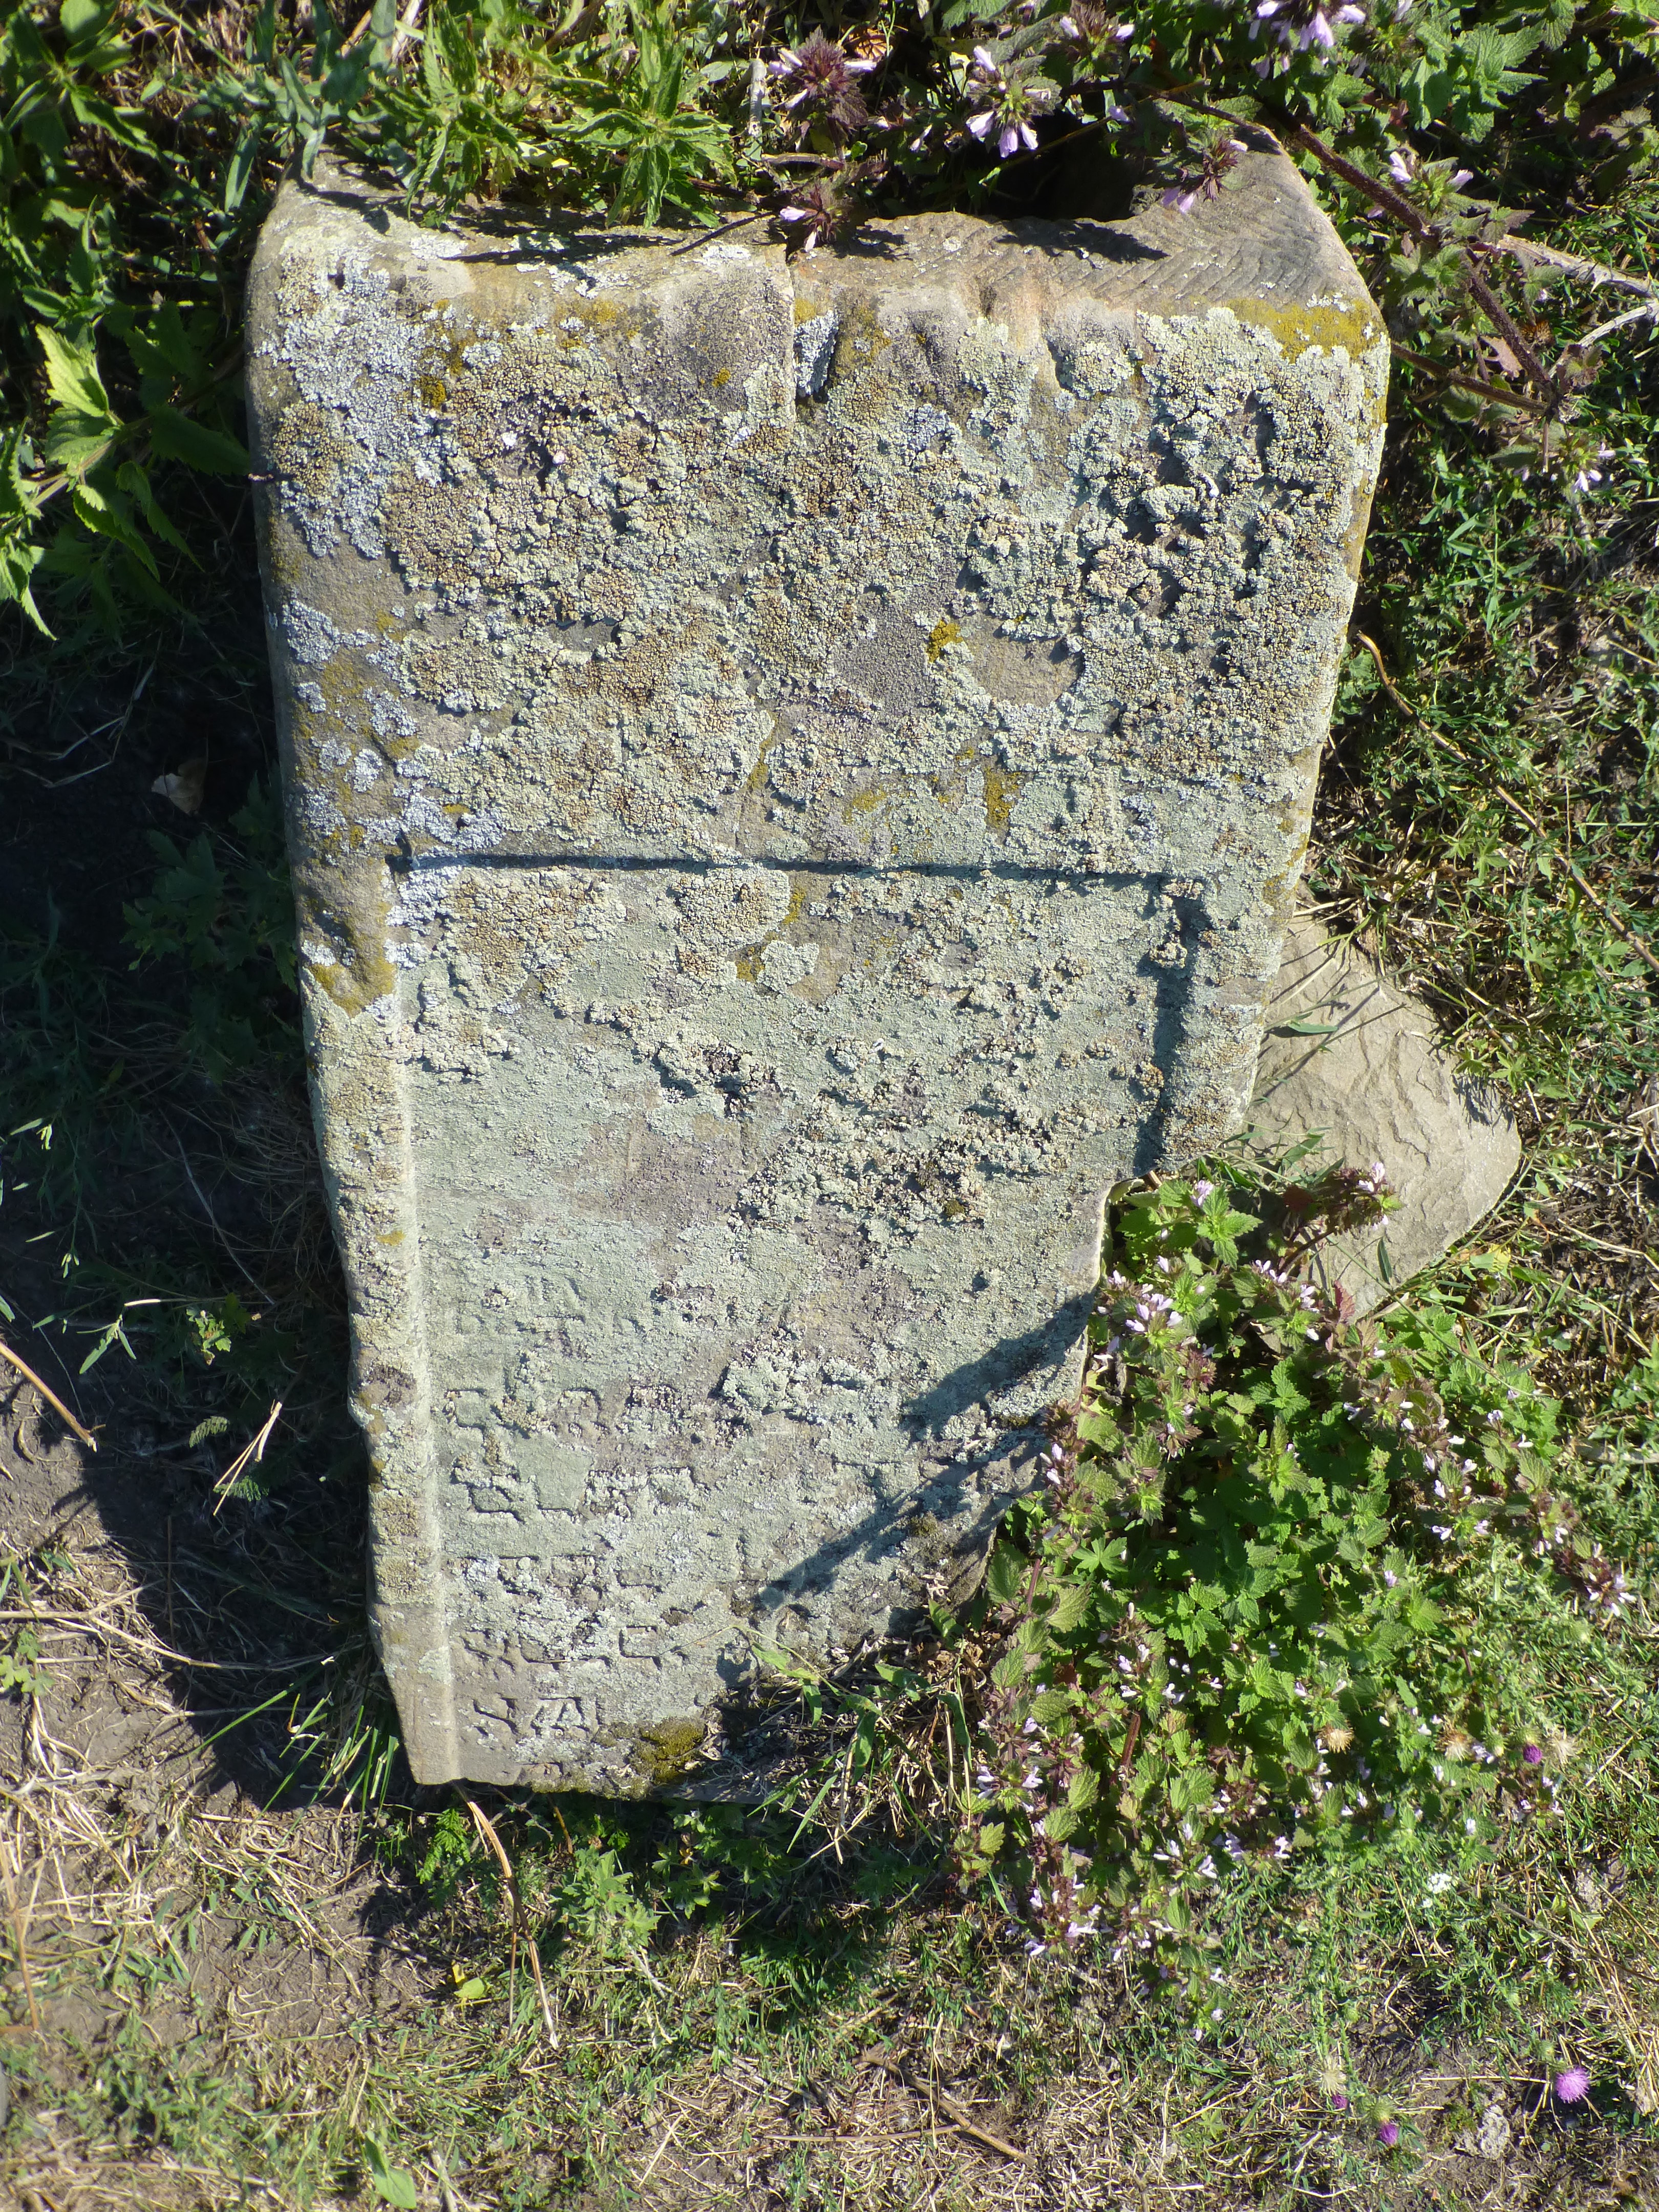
1255;0;1363;48
769;30;876;145
968;105;1038;159
775;177;867;255
1377;2120;1400;2146
1554;2068;1591;2103
1388;148;1414;183
966;46;1042;160
1523;1743;1544;1766
1058;3;1136;48
1330;2091;1349;2111
1450;167;1474;188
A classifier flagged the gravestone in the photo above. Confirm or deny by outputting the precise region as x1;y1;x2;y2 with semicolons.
247;149;1387;1791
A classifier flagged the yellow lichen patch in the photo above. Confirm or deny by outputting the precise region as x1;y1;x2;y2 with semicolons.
832;297;893;372
842;782;891;819
926;619;961;664
294;859;398;1018
268;401;356;502
733;881;810;985
710;367;731;390
982;764;1027;835
416;375;448;411
1223;293;1383;361
743;725;779;795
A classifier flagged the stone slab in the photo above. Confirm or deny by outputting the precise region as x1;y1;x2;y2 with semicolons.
1250;918;1520;1310
246;152;1386;1791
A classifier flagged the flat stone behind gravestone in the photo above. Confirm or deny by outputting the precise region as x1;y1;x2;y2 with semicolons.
1250;918;1520;1311
247;153;1386;1792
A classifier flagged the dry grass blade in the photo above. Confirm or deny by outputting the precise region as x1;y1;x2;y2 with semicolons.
463;1795;560;2049
211;1398;283;1511
861;2048;1026;2161
0;1334;97;1449
0;1827;43;2032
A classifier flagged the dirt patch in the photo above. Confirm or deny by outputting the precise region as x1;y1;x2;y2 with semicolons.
0;1357;442;2200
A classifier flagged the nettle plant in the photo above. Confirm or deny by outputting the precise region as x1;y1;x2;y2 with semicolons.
965;1158;1627;1982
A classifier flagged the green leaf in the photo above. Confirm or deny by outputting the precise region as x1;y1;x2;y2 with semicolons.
224;125;262;214
984;1544;1024;1606
1169;1768;1211;1815
66;89;153;154
36;325;114;421
42;418;119;474
116;460;190;558
59;0;110;36
1047;1579;1092;1634
1;427;42;521
70;480;155;574
0;536;53;635
147;408;250;477
363;2139;418;2208
1066;1763;1100;1811
78;1313;133;1372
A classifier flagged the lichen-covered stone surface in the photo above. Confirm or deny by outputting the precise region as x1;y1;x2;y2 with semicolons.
247;151;1386;1791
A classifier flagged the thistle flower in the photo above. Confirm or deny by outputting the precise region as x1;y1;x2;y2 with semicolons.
769;30;876;145
1554;2067;1591;2102
1377;2119;1400;2146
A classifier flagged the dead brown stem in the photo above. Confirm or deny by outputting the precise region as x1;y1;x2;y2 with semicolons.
0;1338;97;1451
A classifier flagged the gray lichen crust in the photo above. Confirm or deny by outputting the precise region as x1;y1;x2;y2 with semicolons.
247;152;1386;1792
